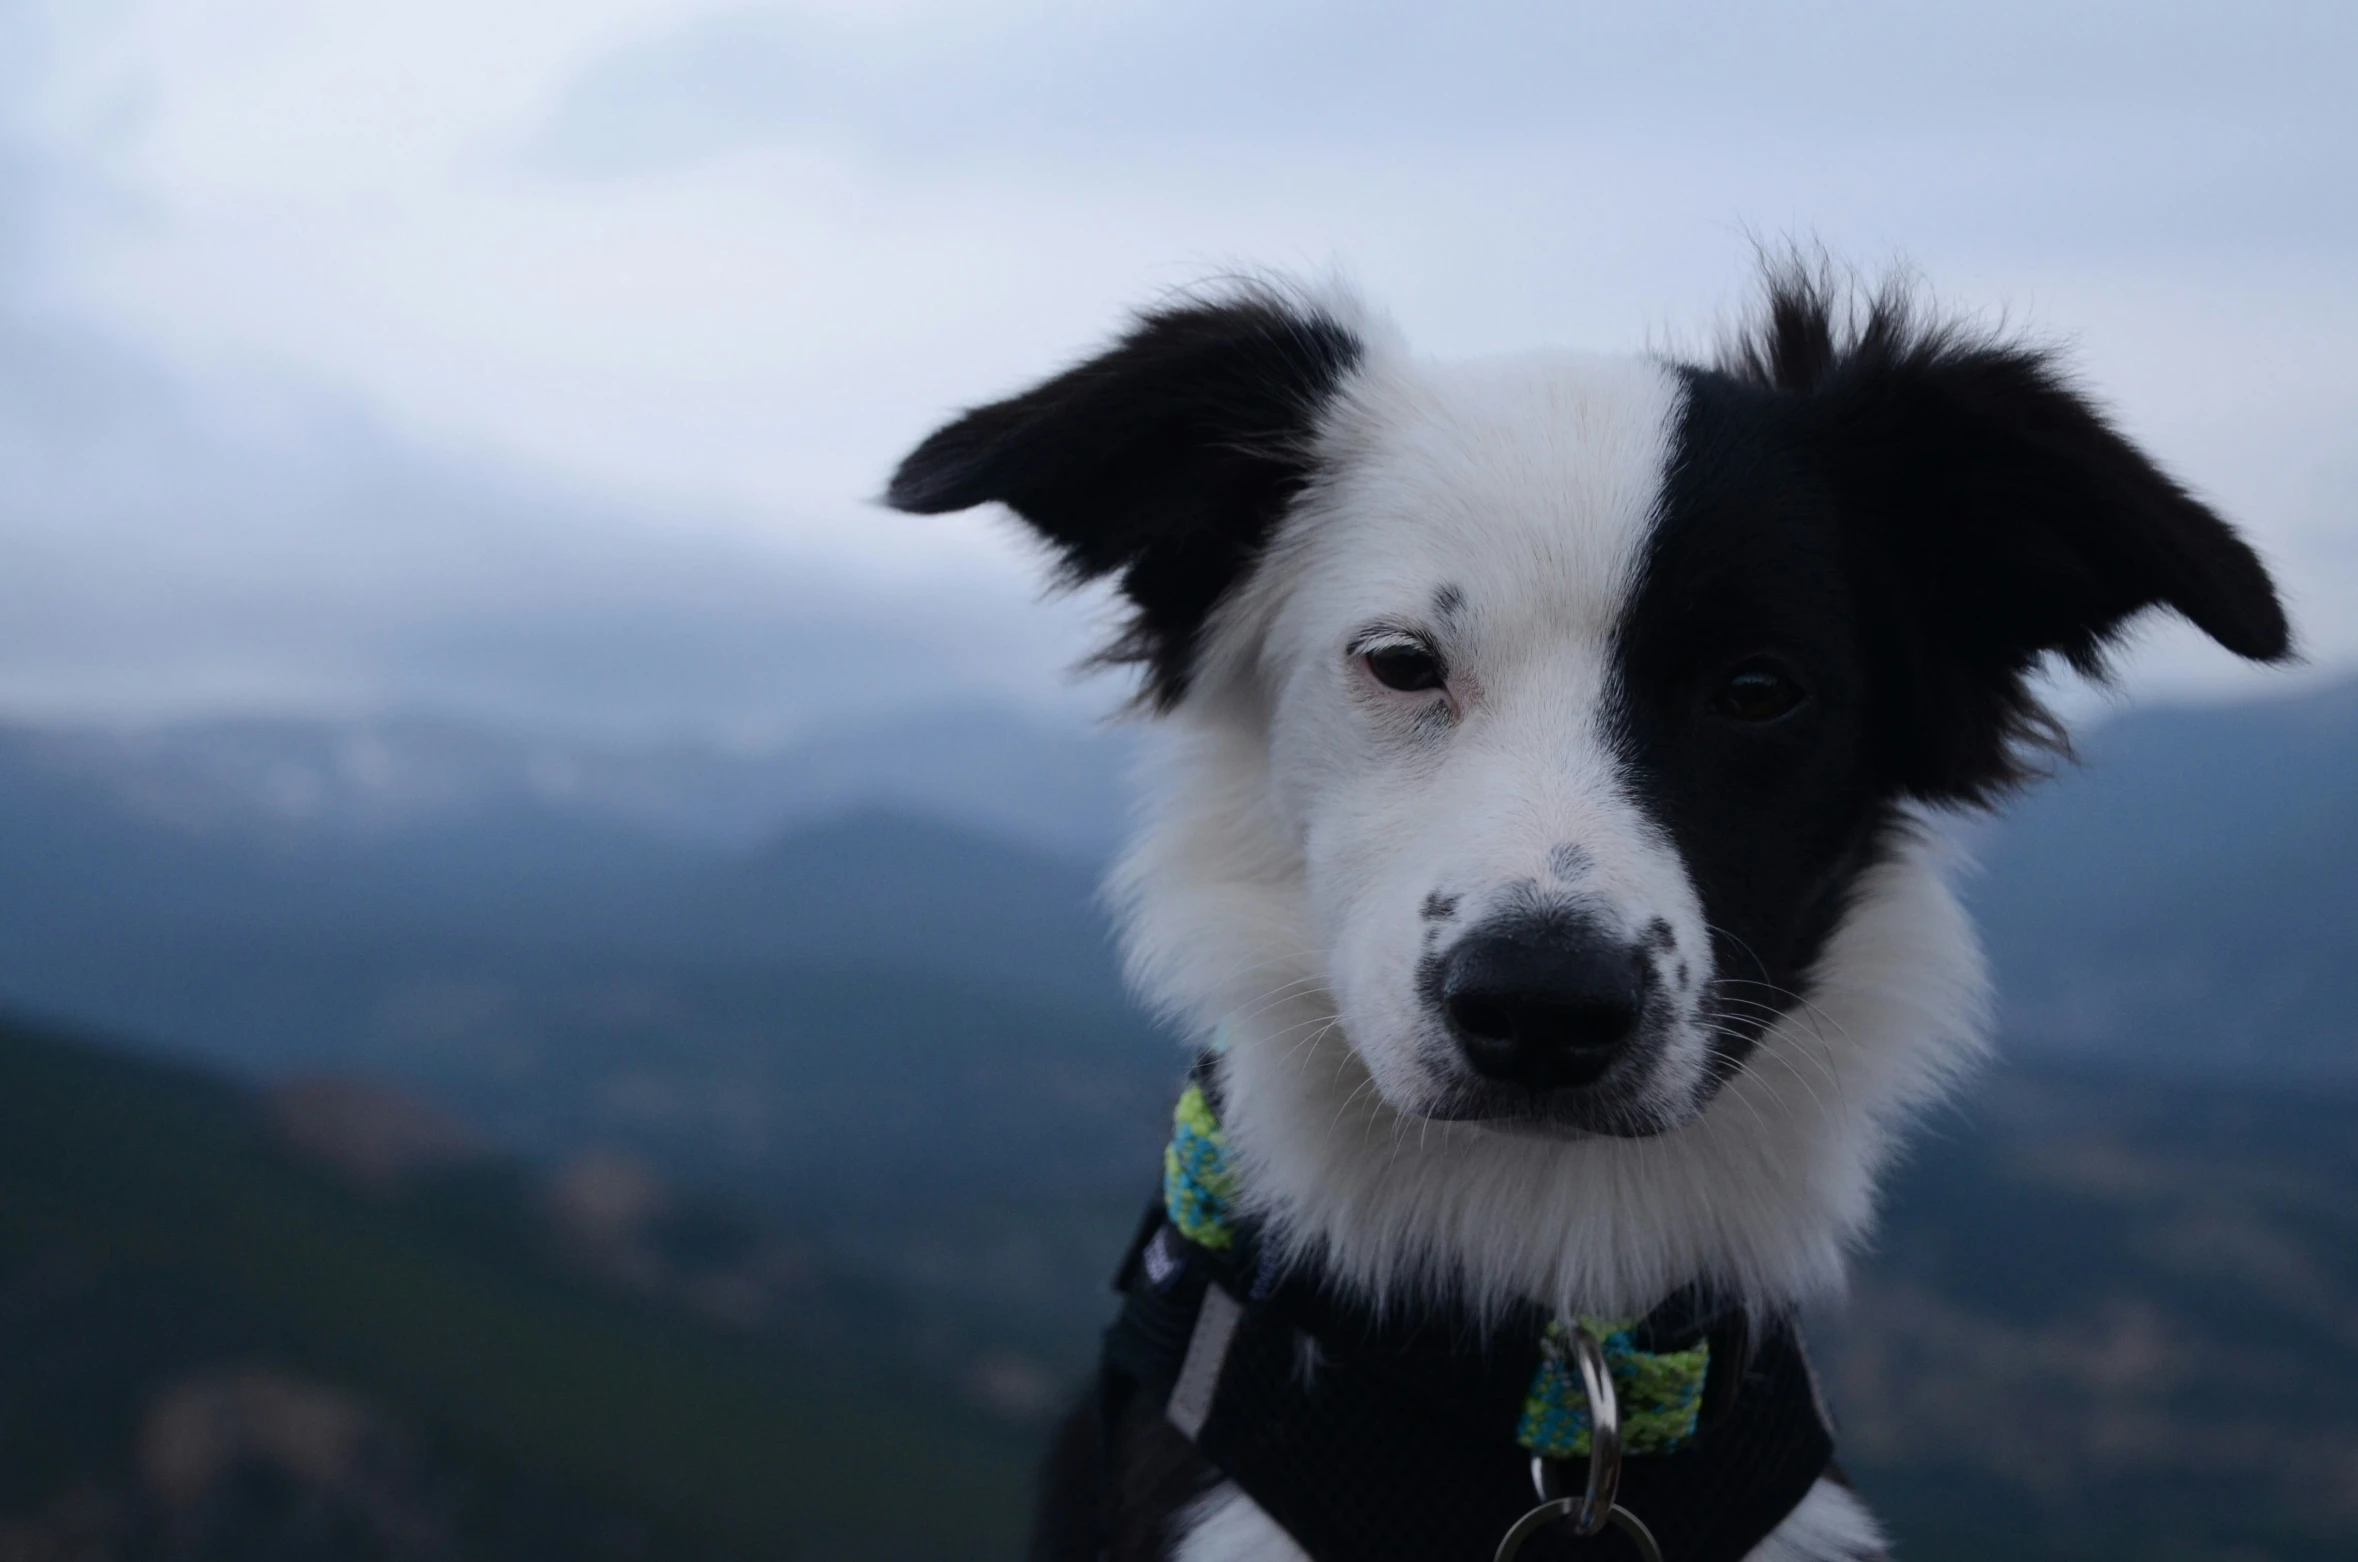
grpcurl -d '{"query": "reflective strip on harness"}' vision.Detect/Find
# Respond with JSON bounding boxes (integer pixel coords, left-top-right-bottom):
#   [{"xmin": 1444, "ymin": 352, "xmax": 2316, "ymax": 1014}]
[{"xmin": 1168, "ymin": 1281, "xmax": 1243, "ymax": 1439}]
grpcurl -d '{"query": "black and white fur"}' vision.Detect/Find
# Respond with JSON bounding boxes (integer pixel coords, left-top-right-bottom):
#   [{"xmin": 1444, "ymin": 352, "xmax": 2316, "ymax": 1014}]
[{"xmin": 889, "ymin": 269, "xmax": 2290, "ymax": 1561}]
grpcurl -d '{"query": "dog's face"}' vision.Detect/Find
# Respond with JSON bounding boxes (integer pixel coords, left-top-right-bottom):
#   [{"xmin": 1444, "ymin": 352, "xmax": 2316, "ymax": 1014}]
[
  {"xmin": 890, "ymin": 280, "xmax": 2289, "ymax": 1141},
  {"xmin": 1254, "ymin": 353, "xmax": 1888, "ymax": 1135}
]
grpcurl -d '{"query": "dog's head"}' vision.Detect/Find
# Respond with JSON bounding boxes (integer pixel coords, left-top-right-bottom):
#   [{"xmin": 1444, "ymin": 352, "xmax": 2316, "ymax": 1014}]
[{"xmin": 890, "ymin": 276, "xmax": 2289, "ymax": 1144}]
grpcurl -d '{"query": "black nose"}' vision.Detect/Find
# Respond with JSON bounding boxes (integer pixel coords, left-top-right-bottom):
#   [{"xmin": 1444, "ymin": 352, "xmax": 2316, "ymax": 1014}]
[{"xmin": 1438, "ymin": 914, "xmax": 1651, "ymax": 1091}]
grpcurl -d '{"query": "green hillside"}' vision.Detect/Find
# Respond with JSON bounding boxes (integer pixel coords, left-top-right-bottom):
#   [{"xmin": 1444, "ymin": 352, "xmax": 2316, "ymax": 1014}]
[
  {"xmin": 5, "ymin": 1006, "xmax": 2356, "ymax": 1561},
  {"xmin": 0, "ymin": 1015, "xmax": 1038, "ymax": 1560}
]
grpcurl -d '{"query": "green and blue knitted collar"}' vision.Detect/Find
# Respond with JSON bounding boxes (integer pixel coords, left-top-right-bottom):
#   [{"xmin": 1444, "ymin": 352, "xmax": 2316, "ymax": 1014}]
[{"xmin": 1161, "ymin": 1078, "xmax": 1710, "ymax": 1459}]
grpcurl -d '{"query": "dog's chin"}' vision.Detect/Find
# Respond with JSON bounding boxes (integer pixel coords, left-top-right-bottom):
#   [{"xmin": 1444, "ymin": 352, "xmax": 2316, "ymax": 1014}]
[{"xmin": 1396, "ymin": 1072, "xmax": 1702, "ymax": 1141}]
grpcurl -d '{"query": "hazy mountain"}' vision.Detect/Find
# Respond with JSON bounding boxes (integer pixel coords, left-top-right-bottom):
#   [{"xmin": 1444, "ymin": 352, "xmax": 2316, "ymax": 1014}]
[
  {"xmin": 1970, "ymin": 677, "xmax": 2358, "ymax": 1077},
  {"xmin": 0, "ymin": 705, "xmax": 1135, "ymax": 860},
  {"xmin": 0, "ymin": 793, "xmax": 1172, "ymax": 1200},
  {"xmin": 0, "ymin": 719, "xmax": 1184, "ymax": 1382}
]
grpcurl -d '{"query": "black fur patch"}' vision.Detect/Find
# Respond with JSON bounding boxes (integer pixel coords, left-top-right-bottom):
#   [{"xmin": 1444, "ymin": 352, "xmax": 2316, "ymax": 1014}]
[
  {"xmin": 887, "ymin": 288, "xmax": 1363, "ymax": 709},
  {"xmin": 1609, "ymin": 264, "xmax": 2290, "ymax": 1071},
  {"xmin": 1709, "ymin": 264, "xmax": 2291, "ymax": 803}
]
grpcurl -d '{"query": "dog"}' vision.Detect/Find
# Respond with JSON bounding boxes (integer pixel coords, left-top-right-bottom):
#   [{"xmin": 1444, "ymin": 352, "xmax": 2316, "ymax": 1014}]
[{"xmin": 888, "ymin": 266, "xmax": 2290, "ymax": 1562}]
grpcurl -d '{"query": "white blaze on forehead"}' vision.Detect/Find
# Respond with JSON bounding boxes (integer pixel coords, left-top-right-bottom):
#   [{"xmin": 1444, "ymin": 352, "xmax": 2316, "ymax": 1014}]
[
  {"xmin": 1291, "ymin": 347, "xmax": 1685, "ymax": 647},
  {"xmin": 1258, "ymin": 347, "xmax": 1693, "ymax": 927}
]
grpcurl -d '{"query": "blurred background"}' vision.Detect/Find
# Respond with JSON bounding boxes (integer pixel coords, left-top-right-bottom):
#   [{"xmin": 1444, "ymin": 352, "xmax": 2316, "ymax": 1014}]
[{"xmin": 0, "ymin": 2, "xmax": 2351, "ymax": 1559}]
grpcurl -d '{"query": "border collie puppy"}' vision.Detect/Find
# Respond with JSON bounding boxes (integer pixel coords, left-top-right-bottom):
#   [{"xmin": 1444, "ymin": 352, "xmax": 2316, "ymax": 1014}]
[{"xmin": 888, "ymin": 268, "xmax": 2289, "ymax": 1562}]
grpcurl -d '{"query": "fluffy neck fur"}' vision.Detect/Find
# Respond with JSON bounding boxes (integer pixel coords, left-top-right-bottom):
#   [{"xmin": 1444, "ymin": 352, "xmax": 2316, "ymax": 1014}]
[{"xmin": 1110, "ymin": 687, "xmax": 1992, "ymax": 1323}]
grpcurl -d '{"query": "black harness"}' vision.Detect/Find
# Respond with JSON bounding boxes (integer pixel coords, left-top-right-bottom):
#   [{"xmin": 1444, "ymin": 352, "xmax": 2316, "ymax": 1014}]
[{"xmin": 1098, "ymin": 1165, "xmax": 1835, "ymax": 1560}]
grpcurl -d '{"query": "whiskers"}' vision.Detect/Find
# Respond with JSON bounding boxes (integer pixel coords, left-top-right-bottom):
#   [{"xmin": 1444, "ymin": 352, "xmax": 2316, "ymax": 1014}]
[{"xmin": 1702, "ymin": 972, "xmax": 1851, "ymax": 1124}]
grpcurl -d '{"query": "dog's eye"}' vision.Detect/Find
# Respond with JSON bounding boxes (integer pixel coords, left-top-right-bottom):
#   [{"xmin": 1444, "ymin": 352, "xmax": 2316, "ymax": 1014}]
[
  {"xmin": 1711, "ymin": 662, "xmax": 1805, "ymax": 723},
  {"xmin": 1363, "ymin": 641, "xmax": 1447, "ymax": 693}
]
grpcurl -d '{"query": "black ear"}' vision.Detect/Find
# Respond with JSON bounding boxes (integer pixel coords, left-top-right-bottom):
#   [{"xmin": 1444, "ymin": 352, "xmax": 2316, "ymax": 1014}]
[
  {"xmin": 886, "ymin": 289, "xmax": 1363, "ymax": 709},
  {"xmin": 1734, "ymin": 276, "xmax": 2292, "ymax": 804}
]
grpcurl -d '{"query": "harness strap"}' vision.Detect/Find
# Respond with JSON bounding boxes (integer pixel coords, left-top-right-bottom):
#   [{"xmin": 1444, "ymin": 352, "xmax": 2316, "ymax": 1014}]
[{"xmin": 1099, "ymin": 1072, "xmax": 1835, "ymax": 1562}]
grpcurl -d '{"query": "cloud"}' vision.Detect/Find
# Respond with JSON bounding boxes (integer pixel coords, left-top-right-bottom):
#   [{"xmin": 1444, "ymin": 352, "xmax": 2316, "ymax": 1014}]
[
  {"xmin": 0, "ymin": 166, "xmax": 1108, "ymax": 737},
  {"xmin": 526, "ymin": 2, "xmax": 2355, "ymax": 185},
  {"xmin": 0, "ymin": 0, "xmax": 2349, "ymax": 735},
  {"xmin": 0, "ymin": 17, "xmax": 1116, "ymax": 739},
  {"xmin": 0, "ymin": 382, "xmax": 1110, "ymax": 740}
]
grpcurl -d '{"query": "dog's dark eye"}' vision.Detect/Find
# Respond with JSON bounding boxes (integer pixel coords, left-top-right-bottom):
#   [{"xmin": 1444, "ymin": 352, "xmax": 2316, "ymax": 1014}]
[
  {"xmin": 1711, "ymin": 662, "xmax": 1805, "ymax": 723},
  {"xmin": 1363, "ymin": 641, "xmax": 1447, "ymax": 693}
]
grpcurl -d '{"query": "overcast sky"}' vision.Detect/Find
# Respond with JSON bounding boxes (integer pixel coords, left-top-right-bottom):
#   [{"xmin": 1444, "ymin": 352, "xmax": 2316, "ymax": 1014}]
[{"xmin": 0, "ymin": 0, "xmax": 2351, "ymax": 740}]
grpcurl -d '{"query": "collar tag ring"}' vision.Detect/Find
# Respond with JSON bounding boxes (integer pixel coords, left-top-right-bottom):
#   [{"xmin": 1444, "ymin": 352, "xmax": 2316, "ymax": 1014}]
[{"xmin": 1494, "ymin": 1324, "xmax": 1665, "ymax": 1562}]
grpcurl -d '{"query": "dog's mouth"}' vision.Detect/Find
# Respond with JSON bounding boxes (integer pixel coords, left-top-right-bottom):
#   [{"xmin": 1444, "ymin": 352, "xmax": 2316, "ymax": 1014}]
[{"xmin": 1410, "ymin": 1059, "xmax": 1703, "ymax": 1140}]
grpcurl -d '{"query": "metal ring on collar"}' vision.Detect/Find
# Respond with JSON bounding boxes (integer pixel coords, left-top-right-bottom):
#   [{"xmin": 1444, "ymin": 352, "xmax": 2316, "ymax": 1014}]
[
  {"xmin": 1493, "ymin": 1498, "xmax": 1664, "ymax": 1562},
  {"xmin": 1528, "ymin": 1324, "xmax": 1623, "ymax": 1529},
  {"xmin": 1565, "ymin": 1324, "xmax": 1622, "ymax": 1533},
  {"xmin": 1496, "ymin": 1324, "xmax": 1664, "ymax": 1562}
]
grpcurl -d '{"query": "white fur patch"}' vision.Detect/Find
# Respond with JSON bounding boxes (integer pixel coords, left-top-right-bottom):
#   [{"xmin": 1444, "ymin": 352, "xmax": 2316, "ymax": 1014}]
[
  {"xmin": 1744, "ymin": 1478, "xmax": 1891, "ymax": 1562},
  {"xmin": 1172, "ymin": 1486, "xmax": 1303, "ymax": 1562}
]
